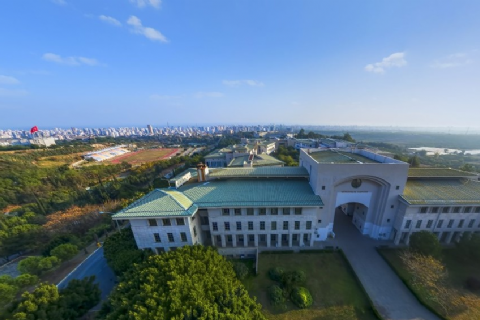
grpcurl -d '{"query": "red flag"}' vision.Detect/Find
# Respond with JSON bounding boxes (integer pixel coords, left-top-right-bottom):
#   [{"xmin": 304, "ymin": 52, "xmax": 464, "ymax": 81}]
[{"xmin": 30, "ymin": 126, "xmax": 38, "ymax": 134}]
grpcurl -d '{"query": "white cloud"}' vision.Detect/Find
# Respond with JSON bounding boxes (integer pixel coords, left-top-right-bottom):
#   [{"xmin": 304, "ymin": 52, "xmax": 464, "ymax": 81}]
[
  {"xmin": 222, "ymin": 79, "xmax": 264, "ymax": 87},
  {"xmin": 194, "ymin": 92, "xmax": 224, "ymax": 99},
  {"xmin": 127, "ymin": 16, "xmax": 168, "ymax": 43},
  {"xmin": 42, "ymin": 53, "xmax": 101, "ymax": 66},
  {"xmin": 150, "ymin": 94, "xmax": 181, "ymax": 100},
  {"xmin": 130, "ymin": 0, "xmax": 161, "ymax": 9},
  {"xmin": 0, "ymin": 75, "xmax": 20, "ymax": 85},
  {"xmin": 0, "ymin": 88, "xmax": 28, "ymax": 97},
  {"xmin": 99, "ymin": 15, "xmax": 121, "ymax": 27},
  {"xmin": 51, "ymin": 0, "xmax": 66, "ymax": 5},
  {"xmin": 365, "ymin": 52, "xmax": 407, "ymax": 74},
  {"xmin": 431, "ymin": 53, "xmax": 473, "ymax": 69}
]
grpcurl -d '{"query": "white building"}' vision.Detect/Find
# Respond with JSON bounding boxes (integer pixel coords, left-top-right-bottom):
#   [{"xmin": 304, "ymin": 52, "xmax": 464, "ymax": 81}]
[{"xmin": 113, "ymin": 148, "xmax": 480, "ymax": 255}]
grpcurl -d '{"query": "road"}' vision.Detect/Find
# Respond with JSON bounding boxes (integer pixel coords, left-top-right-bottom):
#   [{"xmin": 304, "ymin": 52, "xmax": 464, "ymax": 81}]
[{"xmin": 57, "ymin": 247, "xmax": 117, "ymax": 306}]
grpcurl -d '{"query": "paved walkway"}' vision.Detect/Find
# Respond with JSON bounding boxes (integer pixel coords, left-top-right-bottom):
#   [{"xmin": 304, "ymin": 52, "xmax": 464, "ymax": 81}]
[{"xmin": 331, "ymin": 210, "xmax": 438, "ymax": 320}]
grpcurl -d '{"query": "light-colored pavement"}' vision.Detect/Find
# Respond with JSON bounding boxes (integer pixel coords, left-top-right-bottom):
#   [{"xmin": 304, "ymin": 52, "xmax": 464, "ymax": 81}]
[
  {"xmin": 57, "ymin": 247, "xmax": 116, "ymax": 309},
  {"xmin": 332, "ymin": 209, "xmax": 439, "ymax": 320}
]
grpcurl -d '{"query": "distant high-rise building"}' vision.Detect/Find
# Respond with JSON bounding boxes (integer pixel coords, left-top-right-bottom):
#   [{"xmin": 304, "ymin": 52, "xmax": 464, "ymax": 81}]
[{"xmin": 147, "ymin": 124, "xmax": 154, "ymax": 135}]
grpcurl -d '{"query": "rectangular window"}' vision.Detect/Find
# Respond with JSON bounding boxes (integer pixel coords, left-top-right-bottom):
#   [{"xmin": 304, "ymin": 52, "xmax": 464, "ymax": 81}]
[
  {"xmin": 180, "ymin": 232, "xmax": 187, "ymax": 242},
  {"xmin": 271, "ymin": 234, "xmax": 277, "ymax": 242},
  {"xmin": 396, "ymin": 186, "xmax": 400, "ymax": 190},
  {"xmin": 294, "ymin": 208, "xmax": 302, "ymax": 215},
  {"xmin": 216, "ymin": 235, "xmax": 221, "ymax": 244},
  {"xmin": 271, "ymin": 221, "xmax": 277, "ymax": 230},
  {"xmin": 271, "ymin": 208, "xmax": 278, "ymax": 215},
  {"xmin": 234, "ymin": 208, "xmax": 241, "ymax": 215},
  {"xmin": 176, "ymin": 218, "xmax": 185, "ymax": 226},
  {"xmin": 468, "ymin": 219, "xmax": 475, "ymax": 228},
  {"xmin": 405, "ymin": 220, "xmax": 411, "ymax": 228},
  {"xmin": 283, "ymin": 208, "xmax": 290, "ymax": 215},
  {"xmin": 447, "ymin": 219, "xmax": 454, "ymax": 228},
  {"xmin": 223, "ymin": 208, "xmax": 230, "ymax": 216},
  {"xmin": 259, "ymin": 234, "xmax": 266, "ymax": 242},
  {"xmin": 442, "ymin": 207, "xmax": 450, "ymax": 213},
  {"xmin": 163, "ymin": 219, "xmax": 171, "ymax": 226},
  {"xmin": 426, "ymin": 220, "xmax": 433, "ymax": 228},
  {"xmin": 420, "ymin": 207, "xmax": 428, "ymax": 213},
  {"xmin": 322, "ymin": 186, "xmax": 326, "ymax": 190},
  {"xmin": 247, "ymin": 208, "xmax": 254, "ymax": 215},
  {"xmin": 236, "ymin": 221, "xmax": 242, "ymax": 231},
  {"xmin": 212, "ymin": 222, "xmax": 218, "ymax": 231},
  {"xmin": 249, "ymin": 235, "xmax": 254, "ymax": 242},
  {"xmin": 453, "ymin": 207, "xmax": 460, "ymax": 213},
  {"xmin": 283, "ymin": 221, "xmax": 289, "ymax": 230},
  {"xmin": 295, "ymin": 221, "xmax": 300, "ymax": 230},
  {"xmin": 431, "ymin": 207, "xmax": 439, "ymax": 213},
  {"xmin": 475, "ymin": 207, "xmax": 480, "ymax": 213},
  {"xmin": 167, "ymin": 233, "xmax": 174, "ymax": 242},
  {"xmin": 224, "ymin": 222, "xmax": 230, "ymax": 231},
  {"xmin": 306, "ymin": 221, "xmax": 312, "ymax": 230},
  {"xmin": 458, "ymin": 219, "xmax": 465, "ymax": 228},
  {"xmin": 464, "ymin": 207, "xmax": 472, "ymax": 213},
  {"xmin": 416, "ymin": 220, "xmax": 422, "ymax": 228},
  {"xmin": 154, "ymin": 233, "xmax": 161, "ymax": 242},
  {"xmin": 259, "ymin": 208, "xmax": 266, "ymax": 215},
  {"xmin": 437, "ymin": 219, "xmax": 443, "ymax": 228},
  {"xmin": 227, "ymin": 235, "xmax": 232, "ymax": 243},
  {"xmin": 193, "ymin": 226, "xmax": 197, "ymax": 237},
  {"xmin": 201, "ymin": 216, "xmax": 209, "ymax": 225},
  {"xmin": 148, "ymin": 219, "xmax": 157, "ymax": 227},
  {"xmin": 303, "ymin": 233, "xmax": 309, "ymax": 242},
  {"xmin": 248, "ymin": 221, "xmax": 253, "ymax": 230},
  {"xmin": 260, "ymin": 221, "xmax": 265, "ymax": 230}
]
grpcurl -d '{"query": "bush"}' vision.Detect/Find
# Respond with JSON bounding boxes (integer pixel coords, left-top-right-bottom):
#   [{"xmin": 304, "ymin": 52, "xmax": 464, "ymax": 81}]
[
  {"xmin": 268, "ymin": 267, "xmax": 285, "ymax": 281},
  {"xmin": 465, "ymin": 276, "xmax": 480, "ymax": 292},
  {"xmin": 268, "ymin": 285, "xmax": 285, "ymax": 306},
  {"xmin": 14, "ymin": 274, "xmax": 39, "ymax": 287},
  {"xmin": 38, "ymin": 256, "xmax": 60, "ymax": 271},
  {"xmin": 0, "ymin": 282, "xmax": 17, "ymax": 301},
  {"xmin": 51, "ymin": 243, "xmax": 78, "ymax": 261},
  {"xmin": 18, "ymin": 257, "xmax": 43, "ymax": 275},
  {"xmin": 281, "ymin": 270, "xmax": 306, "ymax": 292},
  {"xmin": 232, "ymin": 262, "xmax": 249, "ymax": 280},
  {"xmin": 291, "ymin": 287, "xmax": 313, "ymax": 309},
  {"xmin": 409, "ymin": 231, "xmax": 442, "ymax": 258},
  {"xmin": 42, "ymin": 234, "xmax": 80, "ymax": 257}
]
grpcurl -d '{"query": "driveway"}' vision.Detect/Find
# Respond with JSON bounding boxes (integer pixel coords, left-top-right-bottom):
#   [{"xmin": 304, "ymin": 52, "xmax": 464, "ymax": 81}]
[
  {"xmin": 332, "ymin": 209, "xmax": 438, "ymax": 320},
  {"xmin": 57, "ymin": 247, "xmax": 116, "ymax": 309}
]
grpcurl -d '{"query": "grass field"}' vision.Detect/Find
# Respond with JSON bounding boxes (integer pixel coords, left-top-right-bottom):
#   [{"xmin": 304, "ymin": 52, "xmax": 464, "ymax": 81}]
[
  {"xmin": 378, "ymin": 248, "xmax": 480, "ymax": 319},
  {"xmin": 107, "ymin": 148, "xmax": 180, "ymax": 165},
  {"xmin": 35, "ymin": 153, "xmax": 84, "ymax": 168},
  {"xmin": 242, "ymin": 252, "xmax": 377, "ymax": 320}
]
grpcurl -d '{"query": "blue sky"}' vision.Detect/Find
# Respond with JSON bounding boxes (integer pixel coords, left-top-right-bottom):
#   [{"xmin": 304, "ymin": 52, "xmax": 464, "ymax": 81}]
[{"xmin": 0, "ymin": 0, "xmax": 479, "ymax": 129}]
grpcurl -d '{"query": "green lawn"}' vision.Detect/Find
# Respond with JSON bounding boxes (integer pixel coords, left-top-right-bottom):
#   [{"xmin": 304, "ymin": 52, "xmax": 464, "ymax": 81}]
[
  {"xmin": 242, "ymin": 252, "xmax": 378, "ymax": 320},
  {"xmin": 378, "ymin": 248, "xmax": 480, "ymax": 320}
]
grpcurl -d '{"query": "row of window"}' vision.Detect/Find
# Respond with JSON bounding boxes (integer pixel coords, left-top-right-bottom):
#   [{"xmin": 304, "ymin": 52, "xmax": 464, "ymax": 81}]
[
  {"xmin": 217, "ymin": 233, "xmax": 310, "ymax": 244},
  {"xmin": 418, "ymin": 206, "xmax": 480, "ymax": 214},
  {"xmin": 405, "ymin": 218, "xmax": 479, "ymax": 229},
  {"xmin": 222, "ymin": 207, "xmax": 303, "ymax": 216},
  {"xmin": 153, "ymin": 227, "xmax": 197, "ymax": 243},
  {"xmin": 148, "ymin": 218, "xmax": 186, "ymax": 227},
  {"xmin": 212, "ymin": 220, "xmax": 312, "ymax": 231}
]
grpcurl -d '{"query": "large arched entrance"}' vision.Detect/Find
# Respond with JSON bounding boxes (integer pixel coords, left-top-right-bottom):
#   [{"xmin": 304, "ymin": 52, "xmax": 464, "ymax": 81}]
[{"xmin": 333, "ymin": 202, "xmax": 369, "ymax": 236}]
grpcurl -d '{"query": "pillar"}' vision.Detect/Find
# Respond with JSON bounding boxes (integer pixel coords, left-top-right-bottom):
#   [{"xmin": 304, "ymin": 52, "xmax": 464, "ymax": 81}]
[
  {"xmin": 254, "ymin": 234, "xmax": 258, "ymax": 247},
  {"xmin": 446, "ymin": 232, "xmax": 454, "ymax": 244},
  {"xmin": 309, "ymin": 233, "xmax": 314, "ymax": 247},
  {"xmin": 232, "ymin": 235, "xmax": 237, "ymax": 247},
  {"xmin": 221, "ymin": 235, "xmax": 226, "ymax": 247},
  {"xmin": 288, "ymin": 234, "xmax": 292, "ymax": 247},
  {"xmin": 267, "ymin": 233, "xmax": 271, "ymax": 247},
  {"xmin": 243, "ymin": 234, "xmax": 248, "ymax": 247}
]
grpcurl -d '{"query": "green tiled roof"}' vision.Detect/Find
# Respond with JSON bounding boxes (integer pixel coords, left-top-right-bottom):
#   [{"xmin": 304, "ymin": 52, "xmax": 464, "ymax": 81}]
[
  {"xmin": 401, "ymin": 179, "xmax": 480, "ymax": 205},
  {"xmin": 227, "ymin": 154, "xmax": 284, "ymax": 167},
  {"xmin": 113, "ymin": 189, "xmax": 198, "ymax": 219},
  {"xmin": 180, "ymin": 180, "xmax": 324, "ymax": 207},
  {"xmin": 169, "ymin": 168, "xmax": 197, "ymax": 182},
  {"xmin": 209, "ymin": 167, "xmax": 308, "ymax": 178},
  {"xmin": 309, "ymin": 150, "xmax": 379, "ymax": 163},
  {"xmin": 204, "ymin": 152, "xmax": 227, "ymax": 159},
  {"xmin": 408, "ymin": 168, "xmax": 477, "ymax": 178}
]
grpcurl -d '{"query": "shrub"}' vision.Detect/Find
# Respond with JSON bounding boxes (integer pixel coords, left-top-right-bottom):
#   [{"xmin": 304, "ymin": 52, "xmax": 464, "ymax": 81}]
[
  {"xmin": 18, "ymin": 257, "xmax": 43, "ymax": 275},
  {"xmin": 465, "ymin": 276, "xmax": 480, "ymax": 292},
  {"xmin": 268, "ymin": 267, "xmax": 285, "ymax": 281},
  {"xmin": 38, "ymin": 256, "xmax": 60, "ymax": 271},
  {"xmin": 409, "ymin": 231, "xmax": 442, "ymax": 258},
  {"xmin": 0, "ymin": 282, "xmax": 17, "ymax": 301},
  {"xmin": 51, "ymin": 243, "xmax": 78, "ymax": 261},
  {"xmin": 291, "ymin": 287, "xmax": 313, "ymax": 309},
  {"xmin": 14, "ymin": 274, "xmax": 39, "ymax": 288},
  {"xmin": 232, "ymin": 262, "xmax": 249, "ymax": 280},
  {"xmin": 268, "ymin": 285, "xmax": 285, "ymax": 306}
]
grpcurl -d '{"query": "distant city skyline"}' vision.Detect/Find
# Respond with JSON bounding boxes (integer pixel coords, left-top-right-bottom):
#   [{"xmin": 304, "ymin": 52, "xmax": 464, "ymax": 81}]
[{"xmin": 1, "ymin": 1, "xmax": 479, "ymax": 128}]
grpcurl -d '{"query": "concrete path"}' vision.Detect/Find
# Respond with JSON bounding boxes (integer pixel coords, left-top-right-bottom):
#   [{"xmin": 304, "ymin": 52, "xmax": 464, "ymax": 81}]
[
  {"xmin": 57, "ymin": 247, "xmax": 116, "ymax": 310},
  {"xmin": 332, "ymin": 210, "xmax": 438, "ymax": 320}
]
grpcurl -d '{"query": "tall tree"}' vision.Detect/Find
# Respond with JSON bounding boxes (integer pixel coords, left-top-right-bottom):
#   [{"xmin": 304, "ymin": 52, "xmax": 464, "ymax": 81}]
[{"xmin": 100, "ymin": 245, "xmax": 265, "ymax": 320}]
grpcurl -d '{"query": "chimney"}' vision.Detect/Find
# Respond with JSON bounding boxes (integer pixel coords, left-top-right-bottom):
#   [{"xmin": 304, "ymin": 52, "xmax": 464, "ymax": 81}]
[{"xmin": 197, "ymin": 163, "xmax": 209, "ymax": 182}]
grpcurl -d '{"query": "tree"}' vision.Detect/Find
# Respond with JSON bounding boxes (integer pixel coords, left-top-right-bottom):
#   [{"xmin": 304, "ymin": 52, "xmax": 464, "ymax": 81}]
[
  {"xmin": 409, "ymin": 155, "xmax": 421, "ymax": 167},
  {"xmin": 268, "ymin": 285, "xmax": 285, "ymax": 307},
  {"xmin": 457, "ymin": 233, "xmax": 480, "ymax": 264},
  {"xmin": 460, "ymin": 163, "xmax": 477, "ymax": 173},
  {"xmin": 290, "ymin": 287, "xmax": 313, "ymax": 309},
  {"xmin": 232, "ymin": 262, "xmax": 249, "ymax": 280},
  {"xmin": 103, "ymin": 228, "xmax": 147, "ymax": 275},
  {"xmin": 50, "ymin": 243, "xmax": 78, "ymax": 262},
  {"xmin": 18, "ymin": 256, "xmax": 43, "ymax": 276},
  {"xmin": 0, "ymin": 282, "xmax": 17, "ymax": 302},
  {"xmin": 409, "ymin": 231, "xmax": 442, "ymax": 258},
  {"xmin": 100, "ymin": 245, "xmax": 265, "ymax": 320}
]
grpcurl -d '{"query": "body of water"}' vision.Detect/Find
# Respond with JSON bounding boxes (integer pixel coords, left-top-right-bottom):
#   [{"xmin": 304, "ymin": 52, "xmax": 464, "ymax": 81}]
[{"xmin": 409, "ymin": 147, "xmax": 480, "ymax": 156}]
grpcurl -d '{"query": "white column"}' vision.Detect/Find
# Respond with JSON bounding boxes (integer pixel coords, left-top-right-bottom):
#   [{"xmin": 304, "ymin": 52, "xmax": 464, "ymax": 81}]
[
  {"xmin": 243, "ymin": 234, "xmax": 247, "ymax": 247},
  {"xmin": 446, "ymin": 232, "xmax": 454, "ymax": 244},
  {"xmin": 232, "ymin": 235, "xmax": 237, "ymax": 247},
  {"xmin": 221, "ymin": 235, "xmax": 226, "ymax": 247},
  {"xmin": 288, "ymin": 234, "xmax": 293, "ymax": 247},
  {"xmin": 309, "ymin": 233, "xmax": 314, "ymax": 247},
  {"xmin": 267, "ymin": 233, "xmax": 271, "ymax": 247},
  {"xmin": 254, "ymin": 234, "xmax": 258, "ymax": 247}
]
